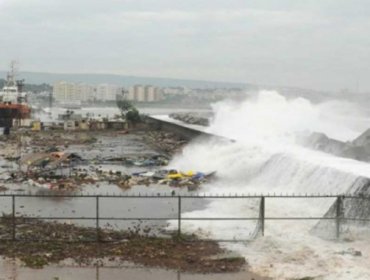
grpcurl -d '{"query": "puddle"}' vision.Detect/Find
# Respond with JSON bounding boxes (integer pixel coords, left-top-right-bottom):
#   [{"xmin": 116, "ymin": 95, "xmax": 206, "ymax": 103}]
[
  {"xmin": 0, "ymin": 258, "xmax": 268, "ymax": 280},
  {"xmin": 0, "ymin": 132, "xmax": 209, "ymax": 237}
]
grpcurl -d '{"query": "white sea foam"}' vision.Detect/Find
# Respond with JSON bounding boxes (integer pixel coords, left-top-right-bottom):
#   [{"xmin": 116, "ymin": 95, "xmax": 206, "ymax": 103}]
[{"xmin": 169, "ymin": 90, "xmax": 370, "ymax": 279}]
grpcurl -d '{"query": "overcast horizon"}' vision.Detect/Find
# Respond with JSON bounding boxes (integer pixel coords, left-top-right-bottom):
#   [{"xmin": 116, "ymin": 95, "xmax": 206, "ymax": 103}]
[{"xmin": 1, "ymin": 0, "xmax": 370, "ymax": 92}]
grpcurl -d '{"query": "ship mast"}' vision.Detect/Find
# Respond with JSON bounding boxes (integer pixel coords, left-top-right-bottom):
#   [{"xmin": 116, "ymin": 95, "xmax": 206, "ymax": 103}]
[
  {"xmin": 0, "ymin": 61, "xmax": 31, "ymax": 136},
  {"xmin": 6, "ymin": 60, "xmax": 18, "ymax": 88}
]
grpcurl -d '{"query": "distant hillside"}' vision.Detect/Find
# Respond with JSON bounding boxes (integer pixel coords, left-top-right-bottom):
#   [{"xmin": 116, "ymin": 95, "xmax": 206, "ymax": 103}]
[
  {"xmin": 0, "ymin": 70, "xmax": 344, "ymax": 104},
  {"xmin": 0, "ymin": 71, "xmax": 249, "ymax": 89}
]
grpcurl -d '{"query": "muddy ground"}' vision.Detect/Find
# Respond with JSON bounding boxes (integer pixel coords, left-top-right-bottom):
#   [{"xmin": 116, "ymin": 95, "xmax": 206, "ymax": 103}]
[
  {"xmin": 0, "ymin": 125, "xmax": 256, "ymax": 276},
  {"xmin": 0, "ymin": 217, "xmax": 245, "ymax": 273},
  {"xmin": 0, "ymin": 126, "xmax": 196, "ymax": 193}
]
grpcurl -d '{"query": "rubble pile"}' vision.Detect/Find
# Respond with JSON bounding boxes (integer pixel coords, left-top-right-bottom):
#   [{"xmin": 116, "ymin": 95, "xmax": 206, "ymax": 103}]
[
  {"xmin": 1, "ymin": 150, "xmax": 212, "ymax": 191},
  {"xmin": 169, "ymin": 112, "xmax": 210, "ymax": 126},
  {"xmin": 0, "ymin": 131, "xmax": 97, "ymax": 161},
  {"xmin": 130, "ymin": 169, "xmax": 216, "ymax": 190},
  {"xmin": 26, "ymin": 176, "xmax": 95, "ymax": 191},
  {"xmin": 100, "ymin": 154, "xmax": 169, "ymax": 166},
  {"xmin": 0, "ymin": 126, "xmax": 214, "ymax": 192},
  {"xmin": 0, "ymin": 143, "xmax": 18, "ymax": 160},
  {"xmin": 297, "ymin": 128, "xmax": 370, "ymax": 163},
  {"xmin": 0, "ymin": 217, "xmax": 245, "ymax": 272},
  {"xmin": 143, "ymin": 131, "xmax": 187, "ymax": 155},
  {"xmin": 22, "ymin": 152, "xmax": 83, "ymax": 170},
  {"xmin": 0, "ymin": 125, "xmax": 239, "ymax": 274},
  {"xmin": 30, "ymin": 131, "xmax": 97, "ymax": 148}
]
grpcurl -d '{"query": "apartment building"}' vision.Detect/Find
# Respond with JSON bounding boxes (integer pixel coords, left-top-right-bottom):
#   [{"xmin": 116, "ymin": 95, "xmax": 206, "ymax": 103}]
[
  {"xmin": 96, "ymin": 84, "xmax": 122, "ymax": 101},
  {"xmin": 53, "ymin": 81, "xmax": 80, "ymax": 103},
  {"xmin": 125, "ymin": 85, "xmax": 162, "ymax": 102},
  {"xmin": 54, "ymin": 81, "xmax": 162, "ymax": 103}
]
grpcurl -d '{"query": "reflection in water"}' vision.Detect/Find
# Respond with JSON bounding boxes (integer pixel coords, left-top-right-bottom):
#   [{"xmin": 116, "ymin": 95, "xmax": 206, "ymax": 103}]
[{"xmin": 1, "ymin": 258, "xmax": 265, "ymax": 280}]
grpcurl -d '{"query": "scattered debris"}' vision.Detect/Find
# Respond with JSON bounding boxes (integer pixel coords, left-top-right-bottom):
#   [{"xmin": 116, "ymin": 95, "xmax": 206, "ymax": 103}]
[
  {"xmin": 101, "ymin": 154, "xmax": 169, "ymax": 166},
  {"xmin": 0, "ymin": 128, "xmax": 212, "ymax": 192},
  {"xmin": 29, "ymin": 131, "xmax": 97, "ymax": 147},
  {"xmin": 336, "ymin": 248, "xmax": 362, "ymax": 257},
  {"xmin": 0, "ymin": 118, "xmax": 236, "ymax": 274},
  {"xmin": 0, "ymin": 217, "xmax": 245, "ymax": 273},
  {"xmin": 143, "ymin": 131, "xmax": 187, "ymax": 155},
  {"xmin": 22, "ymin": 152, "xmax": 83, "ymax": 170},
  {"xmin": 131, "ymin": 169, "xmax": 216, "ymax": 189}
]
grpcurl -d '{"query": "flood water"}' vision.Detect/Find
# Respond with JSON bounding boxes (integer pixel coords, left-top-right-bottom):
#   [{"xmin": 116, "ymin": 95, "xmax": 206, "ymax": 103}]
[
  {"xmin": 0, "ymin": 130, "xmax": 207, "ymax": 237},
  {"xmin": 0, "ymin": 258, "xmax": 268, "ymax": 280}
]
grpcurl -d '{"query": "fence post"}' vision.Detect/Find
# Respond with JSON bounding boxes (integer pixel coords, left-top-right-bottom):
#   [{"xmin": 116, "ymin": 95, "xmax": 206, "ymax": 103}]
[
  {"xmin": 178, "ymin": 196, "xmax": 181, "ymax": 237},
  {"xmin": 260, "ymin": 196, "xmax": 265, "ymax": 236},
  {"xmin": 96, "ymin": 196, "xmax": 100, "ymax": 242},
  {"xmin": 336, "ymin": 196, "xmax": 343, "ymax": 239},
  {"xmin": 12, "ymin": 195, "xmax": 15, "ymax": 241}
]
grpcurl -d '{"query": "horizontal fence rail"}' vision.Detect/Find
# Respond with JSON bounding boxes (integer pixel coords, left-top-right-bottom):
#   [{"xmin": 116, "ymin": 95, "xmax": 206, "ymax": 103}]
[
  {"xmin": 0, "ymin": 194, "xmax": 369, "ymax": 242},
  {"xmin": 1, "ymin": 193, "xmax": 370, "ymax": 198}
]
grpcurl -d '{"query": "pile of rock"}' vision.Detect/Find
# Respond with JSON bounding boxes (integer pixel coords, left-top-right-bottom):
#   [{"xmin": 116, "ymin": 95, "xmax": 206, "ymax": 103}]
[
  {"xmin": 143, "ymin": 131, "xmax": 187, "ymax": 155},
  {"xmin": 169, "ymin": 112, "xmax": 210, "ymax": 126},
  {"xmin": 298, "ymin": 128, "xmax": 370, "ymax": 162}
]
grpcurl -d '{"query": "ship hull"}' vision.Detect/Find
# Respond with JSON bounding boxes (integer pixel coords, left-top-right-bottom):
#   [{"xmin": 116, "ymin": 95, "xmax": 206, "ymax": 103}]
[{"xmin": 0, "ymin": 104, "xmax": 31, "ymax": 127}]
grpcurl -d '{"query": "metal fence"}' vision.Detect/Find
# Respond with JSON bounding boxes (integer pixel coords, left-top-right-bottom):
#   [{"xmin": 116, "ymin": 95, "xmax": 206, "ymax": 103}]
[{"xmin": 0, "ymin": 193, "xmax": 370, "ymax": 242}]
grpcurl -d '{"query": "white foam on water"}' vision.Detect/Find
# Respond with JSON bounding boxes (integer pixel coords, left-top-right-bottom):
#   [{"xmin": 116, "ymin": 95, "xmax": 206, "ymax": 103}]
[{"xmin": 169, "ymin": 91, "xmax": 370, "ymax": 279}]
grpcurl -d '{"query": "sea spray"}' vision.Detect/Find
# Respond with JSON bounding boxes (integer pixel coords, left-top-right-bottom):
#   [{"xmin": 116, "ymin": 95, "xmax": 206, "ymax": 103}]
[
  {"xmin": 169, "ymin": 90, "xmax": 370, "ymax": 279},
  {"xmin": 207, "ymin": 90, "xmax": 365, "ymax": 142}
]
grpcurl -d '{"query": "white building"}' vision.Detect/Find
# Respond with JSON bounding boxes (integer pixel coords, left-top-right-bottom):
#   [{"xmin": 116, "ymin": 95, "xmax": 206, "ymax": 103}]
[
  {"xmin": 54, "ymin": 81, "xmax": 97, "ymax": 103},
  {"xmin": 163, "ymin": 87, "xmax": 185, "ymax": 95},
  {"xmin": 54, "ymin": 81, "xmax": 161, "ymax": 103},
  {"xmin": 127, "ymin": 86, "xmax": 135, "ymax": 101},
  {"xmin": 126, "ymin": 85, "xmax": 162, "ymax": 102},
  {"xmin": 53, "ymin": 81, "xmax": 79, "ymax": 103},
  {"xmin": 77, "ymin": 83, "xmax": 95, "ymax": 102},
  {"xmin": 96, "ymin": 84, "xmax": 122, "ymax": 101},
  {"xmin": 135, "ymin": 85, "xmax": 145, "ymax": 102},
  {"xmin": 145, "ymin": 85, "xmax": 162, "ymax": 102}
]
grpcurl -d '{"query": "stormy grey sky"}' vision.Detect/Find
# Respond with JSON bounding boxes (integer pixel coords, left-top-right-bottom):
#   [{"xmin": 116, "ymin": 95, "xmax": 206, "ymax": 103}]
[{"xmin": 0, "ymin": 0, "xmax": 369, "ymax": 92}]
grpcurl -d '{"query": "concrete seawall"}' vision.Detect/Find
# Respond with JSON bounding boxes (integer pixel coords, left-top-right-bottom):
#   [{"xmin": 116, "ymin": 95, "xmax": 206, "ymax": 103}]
[{"xmin": 144, "ymin": 116, "xmax": 232, "ymax": 142}]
